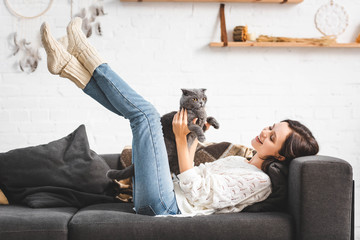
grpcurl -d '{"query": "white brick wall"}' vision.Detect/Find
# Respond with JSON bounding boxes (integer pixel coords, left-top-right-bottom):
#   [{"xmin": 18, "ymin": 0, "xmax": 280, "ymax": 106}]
[{"xmin": 0, "ymin": 0, "xmax": 359, "ymax": 237}]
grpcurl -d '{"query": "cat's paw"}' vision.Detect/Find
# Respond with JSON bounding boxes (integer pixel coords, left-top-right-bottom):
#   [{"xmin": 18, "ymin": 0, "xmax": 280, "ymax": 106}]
[
  {"xmin": 207, "ymin": 117, "xmax": 220, "ymax": 129},
  {"xmin": 197, "ymin": 135, "xmax": 206, "ymax": 142}
]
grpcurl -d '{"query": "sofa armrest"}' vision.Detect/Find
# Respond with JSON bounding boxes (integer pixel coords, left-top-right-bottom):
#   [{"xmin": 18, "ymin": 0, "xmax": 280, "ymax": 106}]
[
  {"xmin": 288, "ymin": 155, "xmax": 353, "ymax": 240},
  {"xmin": 99, "ymin": 154, "xmax": 122, "ymax": 170}
]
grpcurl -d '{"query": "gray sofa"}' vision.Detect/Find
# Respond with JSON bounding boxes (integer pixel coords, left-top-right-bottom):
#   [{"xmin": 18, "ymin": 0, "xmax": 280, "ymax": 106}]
[{"xmin": 0, "ymin": 154, "xmax": 354, "ymax": 240}]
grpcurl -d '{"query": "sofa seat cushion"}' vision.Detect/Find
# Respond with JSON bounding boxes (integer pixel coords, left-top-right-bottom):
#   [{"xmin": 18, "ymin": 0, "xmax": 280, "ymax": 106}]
[
  {"xmin": 69, "ymin": 203, "xmax": 293, "ymax": 240},
  {"xmin": 0, "ymin": 205, "xmax": 78, "ymax": 240}
]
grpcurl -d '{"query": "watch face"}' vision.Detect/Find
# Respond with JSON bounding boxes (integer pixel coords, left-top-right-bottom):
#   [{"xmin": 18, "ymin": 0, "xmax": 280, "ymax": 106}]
[{"xmin": 315, "ymin": 1, "xmax": 349, "ymax": 37}]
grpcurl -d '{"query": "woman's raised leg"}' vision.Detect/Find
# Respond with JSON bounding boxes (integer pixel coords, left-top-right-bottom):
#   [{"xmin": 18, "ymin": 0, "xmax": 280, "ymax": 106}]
[
  {"xmin": 40, "ymin": 19, "xmax": 180, "ymax": 215},
  {"xmin": 82, "ymin": 77, "xmax": 124, "ymax": 116},
  {"xmin": 66, "ymin": 17, "xmax": 180, "ymax": 215},
  {"xmin": 91, "ymin": 64, "xmax": 180, "ymax": 215}
]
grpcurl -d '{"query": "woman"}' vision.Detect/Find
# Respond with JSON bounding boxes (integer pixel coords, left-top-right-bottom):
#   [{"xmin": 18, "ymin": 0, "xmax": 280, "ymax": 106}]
[{"xmin": 40, "ymin": 18, "xmax": 319, "ymax": 216}]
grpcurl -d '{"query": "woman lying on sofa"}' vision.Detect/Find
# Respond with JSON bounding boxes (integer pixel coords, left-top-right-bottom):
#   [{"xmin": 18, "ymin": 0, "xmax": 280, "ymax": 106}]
[{"xmin": 40, "ymin": 18, "xmax": 319, "ymax": 216}]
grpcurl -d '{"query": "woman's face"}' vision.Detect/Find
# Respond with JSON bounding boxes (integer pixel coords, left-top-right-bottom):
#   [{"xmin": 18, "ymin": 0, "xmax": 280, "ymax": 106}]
[{"xmin": 251, "ymin": 122, "xmax": 292, "ymax": 161}]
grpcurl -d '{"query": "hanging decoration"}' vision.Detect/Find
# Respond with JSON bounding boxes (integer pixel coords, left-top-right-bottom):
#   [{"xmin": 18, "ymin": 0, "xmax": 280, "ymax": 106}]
[
  {"xmin": 6, "ymin": 0, "xmax": 107, "ymax": 74},
  {"xmin": 5, "ymin": 0, "xmax": 54, "ymax": 19},
  {"xmin": 58, "ymin": 0, "xmax": 106, "ymax": 51},
  {"xmin": 5, "ymin": 0, "xmax": 54, "ymax": 73},
  {"xmin": 315, "ymin": 0, "xmax": 349, "ymax": 37},
  {"xmin": 74, "ymin": 2, "xmax": 107, "ymax": 38},
  {"xmin": 9, "ymin": 32, "xmax": 42, "ymax": 73}
]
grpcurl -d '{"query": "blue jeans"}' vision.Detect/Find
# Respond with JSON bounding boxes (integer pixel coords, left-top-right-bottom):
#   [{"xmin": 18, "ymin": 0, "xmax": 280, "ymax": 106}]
[{"xmin": 83, "ymin": 64, "xmax": 180, "ymax": 216}]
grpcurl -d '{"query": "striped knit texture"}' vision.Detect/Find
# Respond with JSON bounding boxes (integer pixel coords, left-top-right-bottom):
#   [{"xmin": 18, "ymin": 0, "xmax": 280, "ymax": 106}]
[
  {"xmin": 60, "ymin": 56, "xmax": 91, "ymax": 89},
  {"xmin": 67, "ymin": 17, "xmax": 105, "ymax": 75},
  {"xmin": 77, "ymin": 48, "xmax": 104, "ymax": 76}
]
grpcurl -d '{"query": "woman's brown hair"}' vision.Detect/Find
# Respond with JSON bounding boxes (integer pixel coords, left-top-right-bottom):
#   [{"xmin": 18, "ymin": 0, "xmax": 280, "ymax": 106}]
[{"xmin": 261, "ymin": 119, "xmax": 319, "ymax": 173}]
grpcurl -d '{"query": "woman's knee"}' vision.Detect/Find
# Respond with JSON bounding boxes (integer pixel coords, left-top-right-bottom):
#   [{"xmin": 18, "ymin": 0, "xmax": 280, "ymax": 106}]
[
  {"xmin": 129, "ymin": 105, "xmax": 161, "ymax": 130},
  {"xmin": 142, "ymin": 102, "xmax": 160, "ymax": 118},
  {"xmin": 131, "ymin": 102, "xmax": 160, "ymax": 121}
]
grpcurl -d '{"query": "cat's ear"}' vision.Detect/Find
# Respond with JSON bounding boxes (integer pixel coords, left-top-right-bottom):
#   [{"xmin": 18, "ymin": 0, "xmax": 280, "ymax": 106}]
[
  {"xmin": 181, "ymin": 89, "xmax": 193, "ymax": 96},
  {"xmin": 201, "ymin": 88, "xmax": 207, "ymax": 93}
]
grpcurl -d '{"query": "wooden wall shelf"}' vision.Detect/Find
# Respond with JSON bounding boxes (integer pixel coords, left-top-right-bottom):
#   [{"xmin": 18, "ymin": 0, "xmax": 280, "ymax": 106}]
[
  {"xmin": 121, "ymin": 0, "xmax": 302, "ymax": 3},
  {"xmin": 209, "ymin": 42, "xmax": 360, "ymax": 48},
  {"xmin": 213, "ymin": 4, "xmax": 360, "ymax": 48}
]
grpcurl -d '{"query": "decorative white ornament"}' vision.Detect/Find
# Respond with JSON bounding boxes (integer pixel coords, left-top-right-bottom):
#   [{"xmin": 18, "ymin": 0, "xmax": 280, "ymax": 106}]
[
  {"xmin": 315, "ymin": 0, "xmax": 349, "ymax": 37},
  {"xmin": 5, "ymin": 0, "xmax": 54, "ymax": 19}
]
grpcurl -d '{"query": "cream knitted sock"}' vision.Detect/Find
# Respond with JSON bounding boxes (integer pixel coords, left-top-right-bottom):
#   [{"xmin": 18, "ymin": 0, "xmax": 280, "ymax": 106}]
[
  {"xmin": 40, "ymin": 22, "xmax": 72, "ymax": 75},
  {"xmin": 40, "ymin": 22, "xmax": 91, "ymax": 89},
  {"xmin": 60, "ymin": 57, "xmax": 92, "ymax": 89},
  {"xmin": 67, "ymin": 17, "xmax": 105, "ymax": 75}
]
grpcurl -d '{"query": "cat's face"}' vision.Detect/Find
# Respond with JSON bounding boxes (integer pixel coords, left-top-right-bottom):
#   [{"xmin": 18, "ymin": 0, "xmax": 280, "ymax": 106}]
[{"xmin": 180, "ymin": 88, "xmax": 207, "ymax": 109}]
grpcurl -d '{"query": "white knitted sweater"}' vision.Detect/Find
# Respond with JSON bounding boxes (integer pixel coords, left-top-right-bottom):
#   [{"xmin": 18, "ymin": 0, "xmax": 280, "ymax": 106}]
[{"xmin": 173, "ymin": 156, "xmax": 272, "ymax": 216}]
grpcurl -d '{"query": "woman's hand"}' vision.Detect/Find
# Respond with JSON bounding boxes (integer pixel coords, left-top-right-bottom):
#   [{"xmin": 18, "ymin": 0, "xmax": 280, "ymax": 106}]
[
  {"xmin": 172, "ymin": 108, "xmax": 195, "ymax": 173},
  {"xmin": 172, "ymin": 108, "xmax": 190, "ymax": 140}
]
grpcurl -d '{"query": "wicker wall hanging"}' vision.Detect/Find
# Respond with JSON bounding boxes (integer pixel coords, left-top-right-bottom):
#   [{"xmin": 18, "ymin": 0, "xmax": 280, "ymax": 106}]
[
  {"xmin": 57, "ymin": 1, "xmax": 107, "ymax": 50},
  {"xmin": 314, "ymin": 0, "xmax": 349, "ymax": 37},
  {"xmin": 5, "ymin": 0, "xmax": 54, "ymax": 19},
  {"xmin": 74, "ymin": 3, "xmax": 107, "ymax": 38},
  {"xmin": 6, "ymin": 0, "xmax": 54, "ymax": 73}
]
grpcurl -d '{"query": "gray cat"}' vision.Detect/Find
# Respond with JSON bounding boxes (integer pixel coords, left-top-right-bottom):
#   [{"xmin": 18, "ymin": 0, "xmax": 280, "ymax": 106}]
[{"xmin": 106, "ymin": 88, "xmax": 219, "ymax": 180}]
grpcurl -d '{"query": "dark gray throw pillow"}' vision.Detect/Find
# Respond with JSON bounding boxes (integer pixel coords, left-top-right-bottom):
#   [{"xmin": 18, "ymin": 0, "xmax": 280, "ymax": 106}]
[
  {"xmin": 0, "ymin": 124, "xmax": 117, "ymax": 208},
  {"xmin": 243, "ymin": 161, "xmax": 289, "ymax": 212}
]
